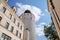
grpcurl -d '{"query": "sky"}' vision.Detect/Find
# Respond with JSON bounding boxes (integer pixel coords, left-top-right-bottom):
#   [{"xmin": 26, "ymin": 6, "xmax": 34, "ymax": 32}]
[{"xmin": 8, "ymin": 0, "xmax": 52, "ymax": 40}]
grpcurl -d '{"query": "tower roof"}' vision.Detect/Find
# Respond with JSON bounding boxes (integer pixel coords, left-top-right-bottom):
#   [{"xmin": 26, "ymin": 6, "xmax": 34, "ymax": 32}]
[{"xmin": 24, "ymin": 10, "xmax": 31, "ymax": 13}]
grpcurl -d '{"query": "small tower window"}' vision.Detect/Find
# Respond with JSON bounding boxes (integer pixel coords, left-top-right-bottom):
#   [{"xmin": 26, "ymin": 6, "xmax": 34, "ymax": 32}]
[{"xmin": 26, "ymin": 28, "xmax": 28, "ymax": 30}]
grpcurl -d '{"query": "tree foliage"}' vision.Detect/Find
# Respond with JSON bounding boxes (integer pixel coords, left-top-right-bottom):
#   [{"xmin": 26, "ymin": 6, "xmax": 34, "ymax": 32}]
[{"xmin": 44, "ymin": 22, "xmax": 59, "ymax": 40}]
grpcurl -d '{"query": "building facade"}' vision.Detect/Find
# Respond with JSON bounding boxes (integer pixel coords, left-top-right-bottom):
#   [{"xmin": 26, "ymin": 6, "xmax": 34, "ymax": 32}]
[
  {"xmin": 0, "ymin": 0, "xmax": 24, "ymax": 40},
  {"xmin": 47, "ymin": 0, "xmax": 60, "ymax": 38},
  {"xmin": 0, "ymin": 0, "xmax": 35, "ymax": 40}
]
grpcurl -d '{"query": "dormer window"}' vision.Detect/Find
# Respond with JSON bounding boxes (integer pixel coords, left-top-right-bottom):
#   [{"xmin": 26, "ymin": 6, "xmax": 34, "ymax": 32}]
[{"xmin": 11, "ymin": 6, "xmax": 17, "ymax": 13}]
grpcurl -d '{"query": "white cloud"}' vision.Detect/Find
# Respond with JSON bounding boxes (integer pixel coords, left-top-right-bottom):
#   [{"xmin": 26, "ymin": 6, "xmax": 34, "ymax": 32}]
[
  {"xmin": 45, "ymin": 9, "xmax": 48, "ymax": 12},
  {"xmin": 36, "ymin": 26, "xmax": 45, "ymax": 36},
  {"xmin": 40, "ymin": 22, "xmax": 47, "ymax": 25},
  {"xmin": 16, "ymin": 3, "xmax": 43, "ymax": 21},
  {"xmin": 37, "ymin": 22, "xmax": 47, "ymax": 26},
  {"xmin": 36, "ymin": 22, "xmax": 47, "ymax": 36},
  {"xmin": 41, "ymin": 13, "xmax": 45, "ymax": 16}
]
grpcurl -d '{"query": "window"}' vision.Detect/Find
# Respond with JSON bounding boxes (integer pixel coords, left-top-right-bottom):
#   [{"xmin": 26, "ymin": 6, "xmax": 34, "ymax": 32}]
[
  {"xmin": 5, "ymin": 22, "xmax": 9, "ymax": 29},
  {"xmin": 1, "ymin": 7, "xmax": 6, "ymax": 13},
  {"xmin": 13, "ymin": 18, "xmax": 16, "ymax": 23},
  {"xmin": 26, "ymin": 28, "xmax": 29, "ymax": 30},
  {"xmin": 0, "ymin": 16, "xmax": 2, "ymax": 21},
  {"xmin": 10, "ymin": 26, "xmax": 14, "ymax": 32},
  {"xmin": 31, "ymin": 17, "xmax": 32, "ymax": 19},
  {"xmin": 18, "ymin": 23, "xmax": 20, "ymax": 27},
  {"xmin": 19, "ymin": 33, "xmax": 21, "ymax": 38},
  {"xmin": 8, "ymin": 14, "xmax": 12, "ymax": 19},
  {"xmin": 0, "ymin": 33, "xmax": 11, "ymax": 40},
  {"xmin": 16, "ymin": 30, "xmax": 18, "ymax": 36},
  {"xmin": 20, "ymin": 25, "xmax": 22, "ymax": 30}
]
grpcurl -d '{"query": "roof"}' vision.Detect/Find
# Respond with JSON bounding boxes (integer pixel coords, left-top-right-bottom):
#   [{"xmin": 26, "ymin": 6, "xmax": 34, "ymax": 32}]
[{"xmin": 24, "ymin": 10, "xmax": 31, "ymax": 13}]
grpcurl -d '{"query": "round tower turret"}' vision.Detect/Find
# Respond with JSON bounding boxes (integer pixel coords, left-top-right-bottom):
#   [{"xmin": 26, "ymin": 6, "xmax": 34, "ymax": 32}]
[{"xmin": 19, "ymin": 10, "xmax": 35, "ymax": 40}]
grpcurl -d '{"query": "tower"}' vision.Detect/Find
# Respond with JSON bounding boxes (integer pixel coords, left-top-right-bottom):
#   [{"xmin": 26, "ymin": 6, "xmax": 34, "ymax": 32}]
[{"xmin": 19, "ymin": 10, "xmax": 35, "ymax": 40}]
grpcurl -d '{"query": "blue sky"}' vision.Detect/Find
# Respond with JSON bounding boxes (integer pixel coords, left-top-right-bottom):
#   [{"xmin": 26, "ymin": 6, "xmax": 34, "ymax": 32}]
[{"xmin": 8, "ymin": 0, "xmax": 52, "ymax": 40}]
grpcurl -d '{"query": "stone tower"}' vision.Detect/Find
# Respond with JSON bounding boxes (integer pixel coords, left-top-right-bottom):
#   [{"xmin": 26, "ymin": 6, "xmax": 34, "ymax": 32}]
[{"xmin": 19, "ymin": 10, "xmax": 35, "ymax": 40}]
